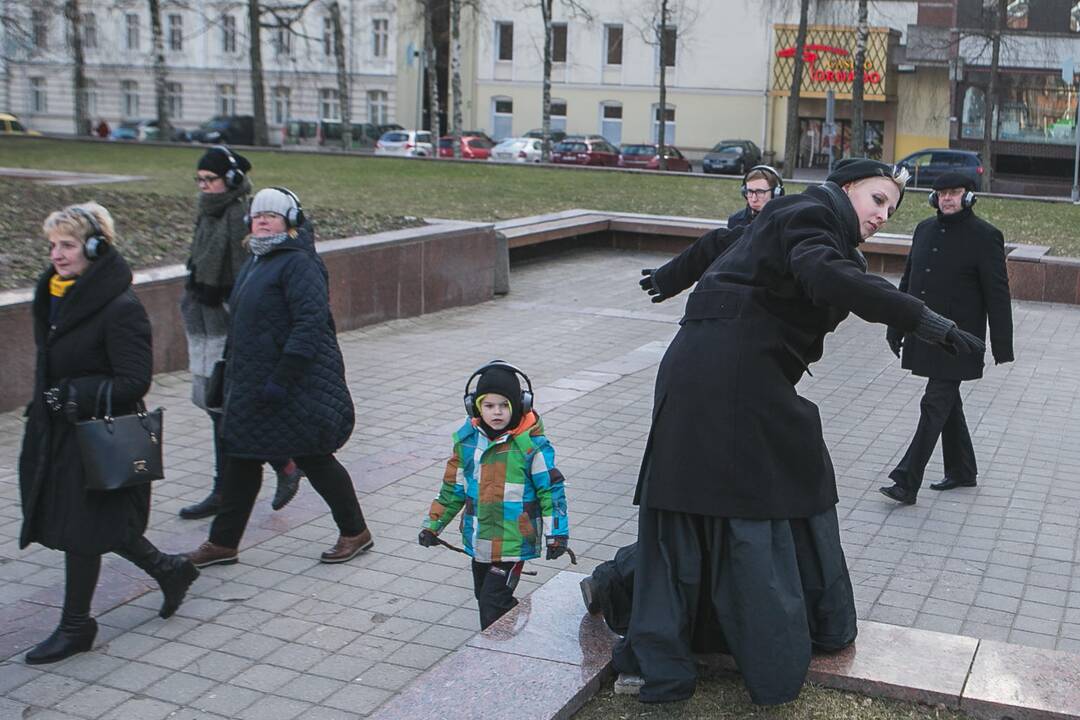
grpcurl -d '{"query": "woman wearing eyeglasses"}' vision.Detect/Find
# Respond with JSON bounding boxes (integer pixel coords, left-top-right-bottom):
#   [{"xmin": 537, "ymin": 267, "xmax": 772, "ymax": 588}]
[{"xmin": 180, "ymin": 146, "xmax": 303, "ymax": 520}]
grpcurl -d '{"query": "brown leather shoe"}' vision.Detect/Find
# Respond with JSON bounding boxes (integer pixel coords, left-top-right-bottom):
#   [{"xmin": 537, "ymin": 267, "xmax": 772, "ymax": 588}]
[
  {"xmin": 320, "ymin": 528, "xmax": 374, "ymax": 563},
  {"xmin": 184, "ymin": 541, "xmax": 239, "ymax": 568}
]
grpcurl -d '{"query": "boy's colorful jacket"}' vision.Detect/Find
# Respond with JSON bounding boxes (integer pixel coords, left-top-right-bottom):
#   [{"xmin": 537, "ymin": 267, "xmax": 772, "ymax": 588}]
[{"xmin": 423, "ymin": 411, "xmax": 569, "ymax": 563}]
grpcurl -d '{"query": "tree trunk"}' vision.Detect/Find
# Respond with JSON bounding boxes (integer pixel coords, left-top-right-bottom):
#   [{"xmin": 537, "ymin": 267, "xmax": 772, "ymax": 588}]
[
  {"xmin": 247, "ymin": 0, "xmax": 269, "ymax": 145},
  {"xmin": 657, "ymin": 0, "xmax": 669, "ymax": 171},
  {"xmin": 540, "ymin": 0, "xmax": 553, "ymax": 162},
  {"xmin": 981, "ymin": 0, "xmax": 1004, "ymax": 190},
  {"xmin": 330, "ymin": 2, "xmax": 351, "ymax": 149},
  {"xmin": 850, "ymin": 0, "xmax": 868, "ymax": 157},
  {"xmin": 64, "ymin": 0, "xmax": 89, "ymax": 135},
  {"xmin": 782, "ymin": 0, "xmax": 811, "ymax": 178},
  {"xmin": 148, "ymin": 0, "xmax": 172, "ymax": 142},
  {"xmin": 424, "ymin": 0, "xmax": 441, "ymax": 153},
  {"xmin": 450, "ymin": 0, "xmax": 463, "ymax": 158}
]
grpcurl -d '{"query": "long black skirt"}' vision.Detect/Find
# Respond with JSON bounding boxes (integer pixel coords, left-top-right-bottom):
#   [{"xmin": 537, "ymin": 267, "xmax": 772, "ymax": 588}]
[{"xmin": 608, "ymin": 504, "xmax": 856, "ymax": 705}]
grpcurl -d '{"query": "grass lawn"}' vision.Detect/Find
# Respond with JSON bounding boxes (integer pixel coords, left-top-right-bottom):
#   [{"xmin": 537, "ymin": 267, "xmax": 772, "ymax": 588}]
[{"xmin": 575, "ymin": 674, "xmax": 972, "ymax": 720}]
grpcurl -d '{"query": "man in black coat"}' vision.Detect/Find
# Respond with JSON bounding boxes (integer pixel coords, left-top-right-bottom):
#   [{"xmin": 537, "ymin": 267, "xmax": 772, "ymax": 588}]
[
  {"xmin": 727, "ymin": 164, "xmax": 784, "ymax": 229},
  {"xmin": 881, "ymin": 172, "xmax": 1014, "ymax": 505}
]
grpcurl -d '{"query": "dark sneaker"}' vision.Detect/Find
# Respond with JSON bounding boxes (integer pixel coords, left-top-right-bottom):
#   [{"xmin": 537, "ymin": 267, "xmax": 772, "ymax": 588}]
[
  {"xmin": 271, "ymin": 464, "xmax": 303, "ymax": 511},
  {"xmin": 879, "ymin": 484, "xmax": 917, "ymax": 505},
  {"xmin": 320, "ymin": 529, "xmax": 374, "ymax": 563},
  {"xmin": 179, "ymin": 492, "xmax": 222, "ymax": 520},
  {"xmin": 184, "ymin": 541, "xmax": 239, "ymax": 568}
]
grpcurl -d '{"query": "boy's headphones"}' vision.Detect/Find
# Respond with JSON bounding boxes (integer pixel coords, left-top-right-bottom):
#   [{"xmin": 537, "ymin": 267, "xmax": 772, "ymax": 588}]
[
  {"xmin": 69, "ymin": 206, "xmax": 107, "ymax": 261},
  {"xmin": 213, "ymin": 145, "xmax": 245, "ymax": 189},
  {"xmin": 463, "ymin": 360, "xmax": 534, "ymax": 418},
  {"xmin": 244, "ymin": 187, "xmax": 306, "ymax": 230},
  {"xmin": 928, "ymin": 188, "xmax": 976, "ymax": 210},
  {"xmin": 740, "ymin": 164, "xmax": 785, "ymax": 199}
]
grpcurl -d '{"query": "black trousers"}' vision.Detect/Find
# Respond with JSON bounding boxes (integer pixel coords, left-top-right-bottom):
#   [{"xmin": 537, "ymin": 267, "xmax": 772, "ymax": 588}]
[
  {"xmin": 471, "ymin": 560, "xmax": 523, "ymax": 630},
  {"xmin": 210, "ymin": 454, "xmax": 365, "ymax": 549},
  {"xmin": 890, "ymin": 378, "xmax": 977, "ymax": 493},
  {"xmin": 208, "ymin": 412, "xmax": 288, "ymax": 492},
  {"xmin": 62, "ymin": 535, "xmax": 167, "ymax": 618}
]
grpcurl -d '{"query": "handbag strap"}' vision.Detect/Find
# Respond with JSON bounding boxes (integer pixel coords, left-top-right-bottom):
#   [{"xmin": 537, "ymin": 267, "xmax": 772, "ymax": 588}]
[{"xmin": 93, "ymin": 380, "xmax": 112, "ymax": 420}]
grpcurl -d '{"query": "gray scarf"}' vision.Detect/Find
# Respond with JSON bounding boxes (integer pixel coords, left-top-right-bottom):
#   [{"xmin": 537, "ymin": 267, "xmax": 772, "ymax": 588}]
[
  {"xmin": 248, "ymin": 232, "xmax": 290, "ymax": 257},
  {"xmin": 189, "ymin": 177, "xmax": 252, "ymax": 288}
]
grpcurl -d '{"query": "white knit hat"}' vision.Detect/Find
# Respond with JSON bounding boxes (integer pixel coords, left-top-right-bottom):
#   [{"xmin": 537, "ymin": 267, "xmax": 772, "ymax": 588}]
[{"xmin": 250, "ymin": 187, "xmax": 298, "ymax": 217}]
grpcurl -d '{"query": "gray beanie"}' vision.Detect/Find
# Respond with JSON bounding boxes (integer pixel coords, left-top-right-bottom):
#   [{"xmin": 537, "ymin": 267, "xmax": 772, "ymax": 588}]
[{"xmin": 250, "ymin": 187, "xmax": 298, "ymax": 218}]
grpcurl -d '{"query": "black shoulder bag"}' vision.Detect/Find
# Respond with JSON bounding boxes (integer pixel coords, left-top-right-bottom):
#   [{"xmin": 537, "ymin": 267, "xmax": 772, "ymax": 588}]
[{"xmin": 75, "ymin": 381, "xmax": 165, "ymax": 491}]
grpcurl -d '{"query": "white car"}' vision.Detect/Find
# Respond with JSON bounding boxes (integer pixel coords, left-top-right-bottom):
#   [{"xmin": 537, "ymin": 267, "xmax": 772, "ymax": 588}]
[
  {"xmin": 374, "ymin": 130, "xmax": 434, "ymax": 157},
  {"xmin": 489, "ymin": 137, "xmax": 543, "ymax": 163}
]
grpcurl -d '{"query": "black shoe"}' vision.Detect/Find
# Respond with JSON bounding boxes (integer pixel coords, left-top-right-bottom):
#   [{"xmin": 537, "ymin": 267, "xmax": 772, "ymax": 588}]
[
  {"xmin": 930, "ymin": 477, "xmax": 978, "ymax": 491},
  {"xmin": 149, "ymin": 554, "xmax": 200, "ymax": 619},
  {"xmin": 271, "ymin": 465, "xmax": 303, "ymax": 511},
  {"xmin": 179, "ymin": 492, "xmax": 221, "ymax": 520},
  {"xmin": 25, "ymin": 616, "xmax": 97, "ymax": 665},
  {"xmin": 879, "ymin": 484, "xmax": 917, "ymax": 505}
]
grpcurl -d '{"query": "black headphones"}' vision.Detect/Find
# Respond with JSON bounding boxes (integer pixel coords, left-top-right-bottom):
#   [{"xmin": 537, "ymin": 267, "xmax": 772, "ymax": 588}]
[
  {"xmin": 245, "ymin": 186, "xmax": 305, "ymax": 230},
  {"xmin": 463, "ymin": 360, "xmax": 534, "ymax": 418},
  {"xmin": 69, "ymin": 206, "xmax": 107, "ymax": 261},
  {"xmin": 929, "ymin": 188, "xmax": 976, "ymax": 210},
  {"xmin": 213, "ymin": 144, "xmax": 245, "ymax": 189},
  {"xmin": 740, "ymin": 164, "xmax": 785, "ymax": 199}
]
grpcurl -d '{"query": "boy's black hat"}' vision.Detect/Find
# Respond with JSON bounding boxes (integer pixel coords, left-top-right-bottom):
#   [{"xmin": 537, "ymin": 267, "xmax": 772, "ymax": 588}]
[{"xmin": 475, "ymin": 366, "xmax": 522, "ymax": 408}]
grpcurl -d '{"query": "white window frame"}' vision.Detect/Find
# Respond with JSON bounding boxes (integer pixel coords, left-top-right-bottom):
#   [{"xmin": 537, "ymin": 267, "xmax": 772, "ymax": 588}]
[
  {"xmin": 121, "ymin": 80, "xmax": 139, "ymax": 118},
  {"xmin": 168, "ymin": 13, "xmax": 183, "ymax": 52},
  {"xmin": 492, "ymin": 95, "xmax": 513, "ymax": 140},
  {"xmin": 320, "ymin": 88, "xmax": 341, "ymax": 121},
  {"xmin": 372, "ymin": 18, "xmax": 389, "ymax": 59},
  {"xmin": 217, "ymin": 84, "xmax": 237, "ymax": 115},
  {"xmin": 651, "ymin": 103, "xmax": 675, "ymax": 144},
  {"xmin": 550, "ymin": 99, "xmax": 567, "ymax": 133},
  {"xmin": 604, "ymin": 24, "xmax": 623, "ymax": 66},
  {"xmin": 32, "ymin": 10, "xmax": 48, "ymax": 50},
  {"xmin": 82, "ymin": 13, "xmax": 97, "ymax": 50},
  {"xmin": 657, "ymin": 25, "xmax": 676, "ymax": 68},
  {"xmin": 82, "ymin": 79, "xmax": 98, "ymax": 116},
  {"xmin": 274, "ymin": 24, "xmax": 292, "ymax": 57},
  {"xmin": 222, "ymin": 14, "xmax": 237, "ymax": 54},
  {"xmin": 30, "ymin": 77, "xmax": 47, "ymax": 113},
  {"xmin": 600, "ymin": 101, "xmax": 622, "ymax": 145},
  {"xmin": 125, "ymin": 13, "xmax": 140, "ymax": 51},
  {"xmin": 166, "ymin": 82, "xmax": 183, "ymax": 119},
  {"xmin": 367, "ymin": 90, "xmax": 389, "ymax": 125},
  {"xmin": 551, "ymin": 23, "xmax": 567, "ymax": 64},
  {"xmin": 272, "ymin": 86, "xmax": 291, "ymax": 125},
  {"xmin": 495, "ymin": 21, "xmax": 513, "ymax": 62}
]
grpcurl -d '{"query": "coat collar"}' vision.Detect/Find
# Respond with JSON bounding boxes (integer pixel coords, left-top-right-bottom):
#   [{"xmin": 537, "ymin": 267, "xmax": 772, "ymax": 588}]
[
  {"xmin": 937, "ymin": 207, "xmax": 974, "ymax": 226},
  {"xmin": 807, "ymin": 182, "xmax": 862, "ymax": 248},
  {"xmin": 33, "ymin": 249, "xmax": 133, "ymax": 338}
]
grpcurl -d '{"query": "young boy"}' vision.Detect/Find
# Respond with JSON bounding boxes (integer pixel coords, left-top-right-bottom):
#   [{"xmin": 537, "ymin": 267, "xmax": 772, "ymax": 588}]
[{"xmin": 418, "ymin": 362, "xmax": 570, "ymax": 630}]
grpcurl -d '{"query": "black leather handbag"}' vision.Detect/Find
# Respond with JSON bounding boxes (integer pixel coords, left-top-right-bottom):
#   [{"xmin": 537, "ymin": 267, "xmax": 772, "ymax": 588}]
[
  {"xmin": 75, "ymin": 381, "xmax": 165, "ymax": 491},
  {"xmin": 205, "ymin": 359, "xmax": 226, "ymax": 410}
]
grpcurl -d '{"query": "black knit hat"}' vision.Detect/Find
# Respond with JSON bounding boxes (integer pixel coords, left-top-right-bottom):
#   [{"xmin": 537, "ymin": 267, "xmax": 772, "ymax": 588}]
[
  {"xmin": 197, "ymin": 146, "xmax": 251, "ymax": 177},
  {"xmin": 826, "ymin": 158, "xmax": 907, "ymax": 209},
  {"xmin": 475, "ymin": 365, "xmax": 523, "ymax": 436},
  {"xmin": 932, "ymin": 172, "xmax": 976, "ymax": 192}
]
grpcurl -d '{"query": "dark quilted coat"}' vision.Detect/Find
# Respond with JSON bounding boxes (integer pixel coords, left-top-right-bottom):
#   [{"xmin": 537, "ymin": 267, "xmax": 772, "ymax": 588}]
[
  {"xmin": 220, "ymin": 223, "xmax": 355, "ymax": 459},
  {"xmin": 18, "ymin": 248, "xmax": 153, "ymax": 553}
]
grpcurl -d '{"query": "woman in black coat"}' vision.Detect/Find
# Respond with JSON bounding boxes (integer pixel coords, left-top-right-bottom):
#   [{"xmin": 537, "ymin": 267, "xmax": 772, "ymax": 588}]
[
  {"xmin": 18, "ymin": 203, "xmax": 199, "ymax": 665},
  {"xmin": 184, "ymin": 188, "xmax": 373, "ymax": 568},
  {"xmin": 612, "ymin": 160, "xmax": 985, "ymax": 705}
]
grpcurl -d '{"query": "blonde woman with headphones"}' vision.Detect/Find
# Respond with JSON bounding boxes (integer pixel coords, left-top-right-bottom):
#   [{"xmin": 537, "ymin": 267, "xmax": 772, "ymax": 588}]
[{"xmin": 18, "ymin": 203, "xmax": 199, "ymax": 665}]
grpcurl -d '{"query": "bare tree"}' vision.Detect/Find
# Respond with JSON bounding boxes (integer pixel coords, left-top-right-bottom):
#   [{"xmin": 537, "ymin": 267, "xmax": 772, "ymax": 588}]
[
  {"xmin": 63, "ymin": 0, "xmax": 89, "ymax": 135},
  {"xmin": 449, "ymin": 0, "xmax": 463, "ymax": 157},
  {"xmin": 527, "ymin": 0, "xmax": 590, "ymax": 162},
  {"xmin": 247, "ymin": 0, "xmax": 269, "ymax": 145},
  {"xmin": 423, "ymin": 0, "xmax": 442, "ymax": 147},
  {"xmin": 781, "ymin": 0, "xmax": 810, "ymax": 178},
  {"xmin": 849, "ymin": 0, "xmax": 868, "ymax": 157},
  {"xmin": 148, "ymin": 0, "xmax": 173, "ymax": 142},
  {"xmin": 328, "ymin": 1, "xmax": 350, "ymax": 148},
  {"xmin": 981, "ymin": 0, "xmax": 1005, "ymax": 190}
]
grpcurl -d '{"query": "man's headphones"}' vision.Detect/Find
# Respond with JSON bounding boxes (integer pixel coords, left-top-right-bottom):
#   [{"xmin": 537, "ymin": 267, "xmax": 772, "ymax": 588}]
[
  {"xmin": 245, "ymin": 187, "xmax": 306, "ymax": 230},
  {"xmin": 213, "ymin": 144, "xmax": 245, "ymax": 189},
  {"xmin": 463, "ymin": 360, "xmax": 534, "ymax": 418},
  {"xmin": 69, "ymin": 206, "xmax": 107, "ymax": 261},
  {"xmin": 928, "ymin": 188, "xmax": 976, "ymax": 210},
  {"xmin": 740, "ymin": 164, "xmax": 785, "ymax": 199}
]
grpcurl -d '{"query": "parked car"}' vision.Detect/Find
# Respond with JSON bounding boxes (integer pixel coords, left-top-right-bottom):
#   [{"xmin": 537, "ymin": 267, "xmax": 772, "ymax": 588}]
[
  {"xmin": 283, "ymin": 119, "xmax": 403, "ymax": 148},
  {"xmin": 374, "ymin": 129, "xmax": 434, "ymax": 157},
  {"xmin": 702, "ymin": 139, "xmax": 763, "ymax": 175},
  {"xmin": 618, "ymin": 144, "xmax": 693, "ymax": 172},
  {"xmin": 550, "ymin": 138, "xmax": 621, "ymax": 166},
  {"xmin": 191, "ymin": 115, "xmax": 255, "ymax": 145},
  {"xmin": 524, "ymin": 128, "xmax": 567, "ymax": 145},
  {"xmin": 108, "ymin": 119, "xmax": 189, "ymax": 142},
  {"xmin": 462, "ymin": 129, "xmax": 496, "ymax": 145},
  {"xmin": 0, "ymin": 112, "xmax": 41, "ymax": 136},
  {"xmin": 438, "ymin": 135, "xmax": 494, "ymax": 160},
  {"xmin": 489, "ymin": 137, "xmax": 543, "ymax": 163},
  {"xmin": 896, "ymin": 148, "xmax": 984, "ymax": 191}
]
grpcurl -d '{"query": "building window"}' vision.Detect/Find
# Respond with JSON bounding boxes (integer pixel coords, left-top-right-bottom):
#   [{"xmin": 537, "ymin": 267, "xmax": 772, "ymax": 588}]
[
  {"xmin": 125, "ymin": 13, "xmax": 140, "ymax": 50},
  {"xmin": 274, "ymin": 24, "xmax": 292, "ymax": 56},
  {"xmin": 168, "ymin": 13, "xmax": 182, "ymax": 51},
  {"xmin": 82, "ymin": 79, "xmax": 98, "ymax": 116},
  {"xmin": 82, "ymin": 13, "xmax": 97, "ymax": 50},
  {"xmin": 496, "ymin": 22, "xmax": 513, "ymax": 61},
  {"xmin": 222, "ymin": 15, "xmax": 237, "ymax": 53},
  {"xmin": 273, "ymin": 86, "xmax": 291, "ymax": 125},
  {"xmin": 652, "ymin": 104, "xmax": 675, "ymax": 144},
  {"xmin": 660, "ymin": 25, "xmax": 676, "ymax": 67},
  {"xmin": 550, "ymin": 100, "xmax": 567, "ymax": 133},
  {"xmin": 320, "ymin": 88, "xmax": 340, "ymax": 120},
  {"xmin": 121, "ymin": 80, "xmax": 139, "ymax": 117},
  {"xmin": 492, "ymin": 96, "xmax": 513, "ymax": 140},
  {"xmin": 605, "ymin": 25, "xmax": 623, "ymax": 65},
  {"xmin": 367, "ymin": 90, "xmax": 388, "ymax": 125},
  {"xmin": 31, "ymin": 10, "xmax": 48, "ymax": 50},
  {"xmin": 1071, "ymin": 2, "xmax": 1080, "ymax": 32},
  {"xmin": 167, "ymin": 82, "xmax": 183, "ymax": 119},
  {"xmin": 601, "ymin": 102, "xmax": 622, "ymax": 145},
  {"xmin": 217, "ymin": 84, "xmax": 237, "ymax": 115},
  {"xmin": 552, "ymin": 23, "xmax": 567, "ymax": 63},
  {"xmin": 1005, "ymin": 0, "xmax": 1028, "ymax": 29},
  {"xmin": 373, "ymin": 18, "xmax": 389, "ymax": 58},
  {"xmin": 30, "ymin": 77, "xmax": 47, "ymax": 112},
  {"xmin": 323, "ymin": 17, "xmax": 335, "ymax": 56}
]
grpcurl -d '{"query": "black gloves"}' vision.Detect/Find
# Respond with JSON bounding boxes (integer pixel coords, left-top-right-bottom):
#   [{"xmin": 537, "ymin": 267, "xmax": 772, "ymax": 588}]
[
  {"xmin": 546, "ymin": 536, "xmax": 569, "ymax": 560},
  {"xmin": 886, "ymin": 328, "xmax": 903, "ymax": 358},
  {"xmin": 944, "ymin": 325, "xmax": 985, "ymax": 356},
  {"xmin": 43, "ymin": 385, "xmax": 66, "ymax": 414},
  {"xmin": 913, "ymin": 307, "xmax": 986, "ymax": 356},
  {"xmin": 418, "ymin": 529, "xmax": 438, "ymax": 547},
  {"xmin": 639, "ymin": 269, "xmax": 666, "ymax": 303}
]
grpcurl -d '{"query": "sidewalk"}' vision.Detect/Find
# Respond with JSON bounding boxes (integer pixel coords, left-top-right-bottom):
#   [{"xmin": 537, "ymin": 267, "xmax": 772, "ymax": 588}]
[{"xmin": 1, "ymin": 248, "xmax": 1078, "ymax": 718}]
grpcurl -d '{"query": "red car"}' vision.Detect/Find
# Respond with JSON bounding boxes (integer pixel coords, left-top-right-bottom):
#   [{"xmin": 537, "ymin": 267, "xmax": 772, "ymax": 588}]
[
  {"xmin": 550, "ymin": 138, "xmax": 621, "ymax": 166},
  {"xmin": 438, "ymin": 135, "xmax": 494, "ymax": 160},
  {"xmin": 618, "ymin": 144, "xmax": 693, "ymax": 172}
]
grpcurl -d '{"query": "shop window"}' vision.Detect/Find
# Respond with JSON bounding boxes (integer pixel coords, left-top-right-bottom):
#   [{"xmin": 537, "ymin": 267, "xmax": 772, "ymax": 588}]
[{"xmin": 1005, "ymin": 0, "xmax": 1028, "ymax": 30}]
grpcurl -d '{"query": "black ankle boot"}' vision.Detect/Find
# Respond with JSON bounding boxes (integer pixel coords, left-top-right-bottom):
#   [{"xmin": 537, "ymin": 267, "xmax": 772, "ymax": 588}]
[
  {"xmin": 25, "ymin": 615, "xmax": 97, "ymax": 665},
  {"xmin": 117, "ymin": 537, "xmax": 200, "ymax": 618},
  {"xmin": 179, "ymin": 491, "xmax": 222, "ymax": 520}
]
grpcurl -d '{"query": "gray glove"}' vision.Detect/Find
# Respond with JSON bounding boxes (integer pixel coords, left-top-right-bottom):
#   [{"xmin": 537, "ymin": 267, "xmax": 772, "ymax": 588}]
[{"xmin": 914, "ymin": 307, "xmax": 985, "ymax": 356}]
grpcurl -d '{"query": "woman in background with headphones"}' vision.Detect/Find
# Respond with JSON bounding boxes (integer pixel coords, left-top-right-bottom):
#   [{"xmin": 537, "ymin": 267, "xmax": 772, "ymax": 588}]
[
  {"xmin": 183, "ymin": 188, "xmax": 374, "ymax": 568},
  {"xmin": 180, "ymin": 146, "xmax": 304, "ymax": 520},
  {"xmin": 18, "ymin": 203, "xmax": 199, "ymax": 664}
]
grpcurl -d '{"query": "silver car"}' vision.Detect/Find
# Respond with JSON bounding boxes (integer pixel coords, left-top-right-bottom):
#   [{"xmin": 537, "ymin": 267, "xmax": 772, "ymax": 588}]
[
  {"xmin": 375, "ymin": 130, "xmax": 434, "ymax": 157},
  {"xmin": 488, "ymin": 137, "xmax": 543, "ymax": 163}
]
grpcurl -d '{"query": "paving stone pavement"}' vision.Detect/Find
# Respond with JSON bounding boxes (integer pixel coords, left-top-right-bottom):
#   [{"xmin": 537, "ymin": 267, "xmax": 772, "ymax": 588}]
[{"xmin": 2, "ymin": 247, "xmax": 1079, "ymax": 718}]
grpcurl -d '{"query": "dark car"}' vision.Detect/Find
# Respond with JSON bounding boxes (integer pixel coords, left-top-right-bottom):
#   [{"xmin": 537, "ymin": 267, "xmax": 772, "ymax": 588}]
[
  {"xmin": 702, "ymin": 139, "xmax": 763, "ymax": 175},
  {"xmin": 896, "ymin": 148, "xmax": 984, "ymax": 191},
  {"xmin": 618, "ymin": 144, "xmax": 692, "ymax": 172},
  {"xmin": 192, "ymin": 115, "xmax": 255, "ymax": 145},
  {"xmin": 525, "ymin": 128, "xmax": 568, "ymax": 145},
  {"xmin": 550, "ymin": 138, "xmax": 620, "ymax": 167}
]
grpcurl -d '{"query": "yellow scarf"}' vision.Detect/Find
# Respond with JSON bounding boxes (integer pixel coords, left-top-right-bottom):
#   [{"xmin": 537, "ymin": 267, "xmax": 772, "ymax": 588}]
[{"xmin": 49, "ymin": 274, "xmax": 76, "ymax": 298}]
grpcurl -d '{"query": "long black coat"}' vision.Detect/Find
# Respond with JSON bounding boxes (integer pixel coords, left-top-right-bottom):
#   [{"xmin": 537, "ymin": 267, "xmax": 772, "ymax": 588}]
[
  {"xmin": 889, "ymin": 208, "xmax": 1013, "ymax": 380},
  {"xmin": 220, "ymin": 225, "xmax": 354, "ymax": 459},
  {"xmin": 653, "ymin": 226, "xmax": 744, "ymax": 298},
  {"xmin": 726, "ymin": 206, "xmax": 755, "ymax": 230},
  {"xmin": 18, "ymin": 249, "xmax": 153, "ymax": 553},
  {"xmin": 638, "ymin": 183, "xmax": 926, "ymax": 519}
]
